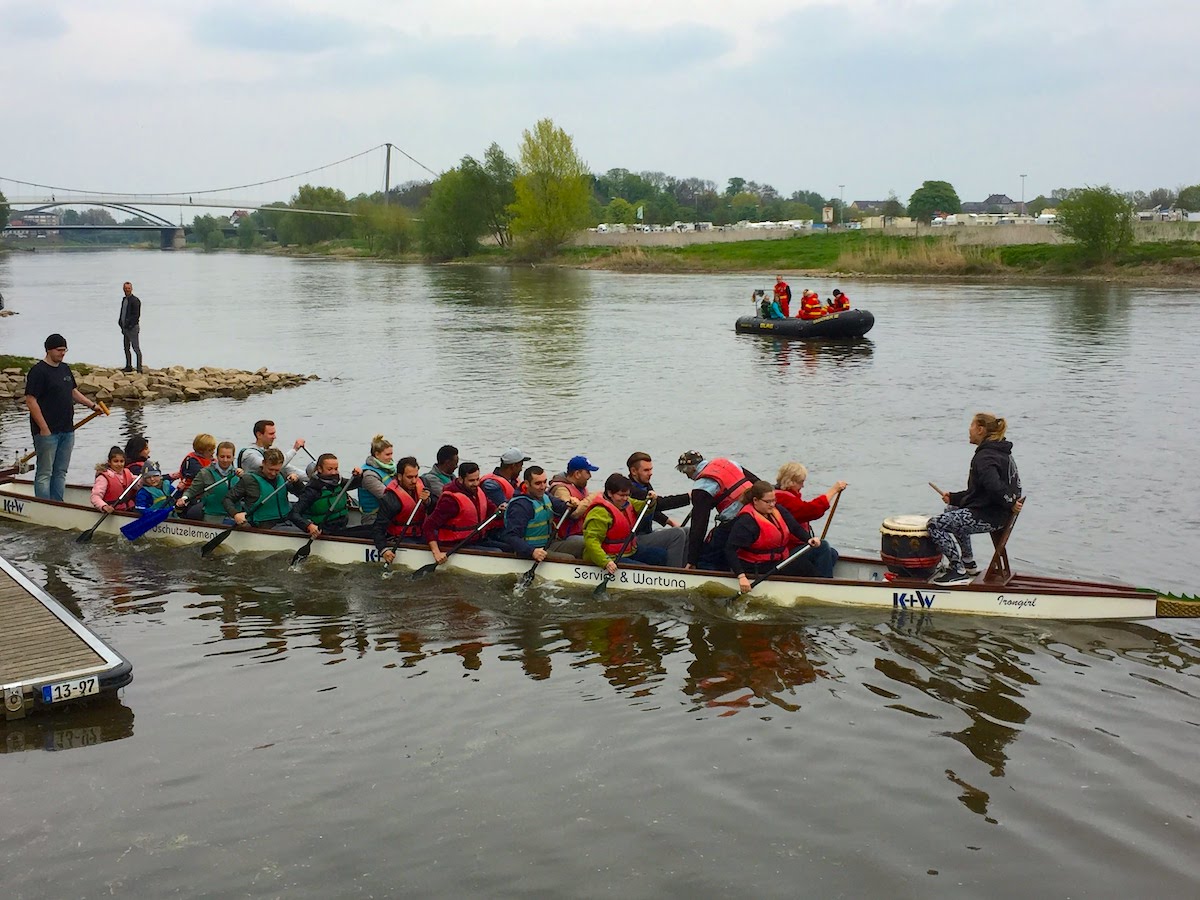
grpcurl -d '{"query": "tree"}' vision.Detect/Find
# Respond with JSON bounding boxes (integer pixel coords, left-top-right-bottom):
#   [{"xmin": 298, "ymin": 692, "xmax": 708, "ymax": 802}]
[
  {"xmin": 0, "ymin": 190, "xmax": 9, "ymax": 228},
  {"xmin": 1147, "ymin": 187, "xmax": 1177, "ymax": 210},
  {"xmin": 1055, "ymin": 185, "xmax": 1134, "ymax": 261},
  {"xmin": 882, "ymin": 194, "xmax": 906, "ymax": 218},
  {"xmin": 1027, "ymin": 195, "xmax": 1051, "ymax": 217},
  {"xmin": 603, "ymin": 198, "xmax": 636, "ymax": 225},
  {"xmin": 907, "ymin": 180, "xmax": 962, "ymax": 222},
  {"xmin": 355, "ymin": 202, "xmax": 411, "ymax": 254},
  {"xmin": 1177, "ymin": 184, "xmax": 1200, "ymax": 212},
  {"xmin": 508, "ymin": 118, "xmax": 592, "ymax": 257},
  {"xmin": 475, "ymin": 143, "xmax": 518, "ymax": 246},
  {"xmin": 237, "ymin": 216, "xmax": 260, "ymax": 250},
  {"xmin": 278, "ymin": 184, "xmax": 354, "ymax": 246},
  {"xmin": 419, "ymin": 166, "xmax": 490, "ymax": 260},
  {"xmin": 725, "ymin": 177, "xmax": 747, "ymax": 198}
]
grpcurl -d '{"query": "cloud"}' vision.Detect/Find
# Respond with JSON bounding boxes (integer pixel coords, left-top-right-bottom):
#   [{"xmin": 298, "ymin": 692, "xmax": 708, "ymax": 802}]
[
  {"xmin": 192, "ymin": 2, "xmax": 375, "ymax": 54},
  {"xmin": 0, "ymin": 2, "xmax": 69, "ymax": 40}
]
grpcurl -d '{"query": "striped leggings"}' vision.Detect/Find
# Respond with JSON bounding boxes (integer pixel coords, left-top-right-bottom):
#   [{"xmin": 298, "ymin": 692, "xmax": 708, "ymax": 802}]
[{"xmin": 927, "ymin": 507, "xmax": 997, "ymax": 571}]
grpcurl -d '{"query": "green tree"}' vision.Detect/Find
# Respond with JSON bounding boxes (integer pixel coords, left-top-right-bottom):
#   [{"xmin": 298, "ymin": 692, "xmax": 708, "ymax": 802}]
[
  {"xmin": 1055, "ymin": 185, "xmax": 1134, "ymax": 261},
  {"xmin": 419, "ymin": 166, "xmax": 490, "ymax": 260},
  {"xmin": 190, "ymin": 214, "xmax": 224, "ymax": 245},
  {"xmin": 356, "ymin": 202, "xmax": 411, "ymax": 254},
  {"xmin": 473, "ymin": 143, "xmax": 518, "ymax": 246},
  {"xmin": 1177, "ymin": 184, "xmax": 1200, "ymax": 212},
  {"xmin": 604, "ymin": 197, "xmax": 636, "ymax": 225},
  {"xmin": 1027, "ymin": 195, "xmax": 1051, "ymax": 216},
  {"xmin": 907, "ymin": 180, "xmax": 962, "ymax": 222},
  {"xmin": 237, "ymin": 216, "xmax": 260, "ymax": 249},
  {"xmin": 282, "ymin": 184, "xmax": 354, "ymax": 245},
  {"xmin": 882, "ymin": 194, "xmax": 906, "ymax": 218},
  {"xmin": 1147, "ymin": 187, "xmax": 1176, "ymax": 209},
  {"xmin": 509, "ymin": 118, "xmax": 592, "ymax": 257},
  {"xmin": 0, "ymin": 190, "xmax": 9, "ymax": 228}
]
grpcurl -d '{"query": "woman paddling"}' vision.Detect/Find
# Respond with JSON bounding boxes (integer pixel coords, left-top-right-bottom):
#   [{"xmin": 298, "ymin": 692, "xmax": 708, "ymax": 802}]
[
  {"xmin": 358, "ymin": 434, "xmax": 396, "ymax": 526},
  {"xmin": 728, "ymin": 481, "xmax": 821, "ymax": 593},
  {"xmin": 928, "ymin": 412, "xmax": 1023, "ymax": 585}
]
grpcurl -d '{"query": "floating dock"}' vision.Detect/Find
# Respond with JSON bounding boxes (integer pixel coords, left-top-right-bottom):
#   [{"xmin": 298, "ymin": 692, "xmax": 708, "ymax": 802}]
[{"xmin": 1, "ymin": 554, "xmax": 132, "ymax": 719}]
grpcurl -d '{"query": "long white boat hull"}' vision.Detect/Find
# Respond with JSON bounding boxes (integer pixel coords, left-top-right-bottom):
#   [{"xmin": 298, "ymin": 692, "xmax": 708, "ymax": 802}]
[{"xmin": 0, "ymin": 479, "xmax": 1158, "ymax": 621}]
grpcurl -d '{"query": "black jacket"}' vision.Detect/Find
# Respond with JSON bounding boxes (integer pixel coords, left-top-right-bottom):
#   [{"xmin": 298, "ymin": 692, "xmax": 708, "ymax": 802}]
[
  {"xmin": 118, "ymin": 294, "xmax": 141, "ymax": 330},
  {"xmin": 948, "ymin": 440, "xmax": 1021, "ymax": 528}
]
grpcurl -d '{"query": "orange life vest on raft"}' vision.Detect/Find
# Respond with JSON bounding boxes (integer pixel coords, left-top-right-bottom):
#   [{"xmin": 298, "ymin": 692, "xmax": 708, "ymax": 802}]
[
  {"xmin": 735, "ymin": 505, "xmax": 790, "ymax": 564},
  {"xmin": 479, "ymin": 472, "xmax": 520, "ymax": 501},
  {"xmin": 826, "ymin": 293, "xmax": 850, "ymax": 313},
  {"xmin": 383, "ymin": 479, "xmax": 427, "ymax": 539},
  {"xmin": 696, "ymin": 458, "xmax": 753, "ymax": 513},
  {"xmin": 593, "ymin": 496, "xmax": 639, "ymax": 557},
  {"xmin": 99, "ymin": 468, "xmax": 137, "ymax": 509},
  {"xmin": 436, "ymin": 489, "xmax": 489, "ymax": 544},
  {"xmin": 798, "ymin": 293, "xmax": 826, "ymax": 320}
]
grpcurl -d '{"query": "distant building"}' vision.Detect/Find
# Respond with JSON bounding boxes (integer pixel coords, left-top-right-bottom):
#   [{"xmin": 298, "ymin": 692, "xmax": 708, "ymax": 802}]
[
  {"xmin": 850, "ymin": 200, "xmax": 889, "ymax": 212},
  {"xmin": 961, "ymin": 194, "xmax": 1020, "ymax": 215}
]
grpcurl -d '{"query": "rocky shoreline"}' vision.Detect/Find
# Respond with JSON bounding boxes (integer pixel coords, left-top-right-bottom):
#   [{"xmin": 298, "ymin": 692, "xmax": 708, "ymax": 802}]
[{"xmin": 2, "ymin": 364, "xmax": 318, "ymax": 405}]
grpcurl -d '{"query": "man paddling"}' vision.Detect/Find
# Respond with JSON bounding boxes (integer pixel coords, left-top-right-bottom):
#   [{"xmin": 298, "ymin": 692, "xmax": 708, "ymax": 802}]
[
  {"xmin": 223, "ymin": 448, "xmax": 303, "ymax": 529},
  {"xmin": 288, "ymin": 453, "xmax": 364, "ymax": 538},
  {"xmin": 481, "ymin": 448, "xmax": 530, "ymax": 505},
  {"xmin": 238, "ymin": 419, "xmax": 307, "ymax": 481},
  {"xmin": 501, "ymin": 465, "xmax": 582, "ymax": 561},
  {"xmin": 423, "ymin": 462, "xmax": 505, "ymax": 563},
  {"xmin": 676, "ymin": 451, "xmax": 760, "ymax": 570},
  {"xmin": 422, "ymin": 444, "xmax": 459, "ymax": 501},
  {"xmin": 372, "ymin": 456, "xmax": 431, "ymax": 564}
]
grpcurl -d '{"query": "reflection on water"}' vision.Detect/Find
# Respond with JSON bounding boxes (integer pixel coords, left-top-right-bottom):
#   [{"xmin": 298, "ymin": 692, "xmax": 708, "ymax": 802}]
[
  {"xmin": 742, "ymin": 335, "xmax": 874, "ymax": 379},
  {"xmin": 1, "ymin": 698, "xmax": 135, "ymax": 754}
]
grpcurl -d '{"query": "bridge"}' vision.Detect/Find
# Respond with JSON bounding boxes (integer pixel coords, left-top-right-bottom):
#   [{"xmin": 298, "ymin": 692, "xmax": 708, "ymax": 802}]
[{"xmin": 1, "ymin": 143, "xmax": 435, "ymax": 250}]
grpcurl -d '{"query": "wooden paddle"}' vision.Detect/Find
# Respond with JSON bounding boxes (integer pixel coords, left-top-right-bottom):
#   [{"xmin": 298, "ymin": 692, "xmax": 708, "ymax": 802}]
[
  {"xmin": 77, "ymin": 471, "xmax": 142, "ymax": 544},
  {"xmin": 727, "ymin": 542, "xmax": 814, "ymax": 604},
  {"xmin": 290, "ymin": 476, "xmax": 353, "ymax": 566},
  {"xmin": 517, "ymin": 506, "xmax": 572, "ymax": 589},
  {"xmin": 820, "ymin": 489, "xmax": 842, "ymax": 541},
  {"xmin": 411, "ymin": 507, "xmax": 504, "ymax": 580},
  {"xmin": 929, "ymin": 481, "xmax": 948, "ymax": 502},
  {"xmin": 593, "ymin": 499, "xmax": 655, "ymax": 597},
  {"xmin": 18, "ymin": 401, "xmax": 110, "ymax": 466},
  {"xmin": 200, "ymin": 478, "xmax": 291, "ymax": 557}
]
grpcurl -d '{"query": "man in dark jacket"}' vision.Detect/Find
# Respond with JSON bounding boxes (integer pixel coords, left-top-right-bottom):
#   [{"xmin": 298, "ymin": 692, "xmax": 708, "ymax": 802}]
[
  {"xmin": 118, "ymin": 281, "xmax": 143, "ymax": 372},
  {"xmin": 289, "ymin": 453, "xmax": 364, "ymax": 537}
]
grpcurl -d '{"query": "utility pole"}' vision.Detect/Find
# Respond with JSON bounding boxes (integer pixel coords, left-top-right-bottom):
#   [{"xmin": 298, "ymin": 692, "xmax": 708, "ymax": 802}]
[
  {"xmin": 384, "ymin": 143, "xmax": 393, "ymax": 206},
  {"xmin": 838, "ymin": 184, "xmax": 845, "ymax": 225},
  {"xmin": 1020, "ymin": 173, "xmax": 1027, "ymax": 216}
]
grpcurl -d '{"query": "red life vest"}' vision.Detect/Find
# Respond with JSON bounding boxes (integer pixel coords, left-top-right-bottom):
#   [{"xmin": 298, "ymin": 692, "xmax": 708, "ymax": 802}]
[
  {"xmin": 735, "ymin": 505, "xmax": 789, "ymax": 564},
  {"xmin": 774, "ymin": 282, "xmax": 791, "ymax": 317},
  {"xmin": 480, "ymin": 472, "xmax": 518, "ymax": 501},
  {"xmin": 798, "ymin": 294, "xmax": 826, "ymax": 320},
  {"xmin": 436, "ymin": 488, "xmax": 489, "ymax": 544},
  {"xmin": 593, "ymin": 496, "xmax": 639, "ymax": 557},
  {"xmin": 827, "ymin": 293, "xmax": 850, "ymax": 312},
  {"xmin": 696, "ymin": 458, "xmax": 753, "ymax": 513},
  {"xmin": 549, "ymin": 476, "xmax": 588, "ymax": 536},
  {"xmin": 100, "ymin": 468, "xmax": 137, "ymax": 510},
  {"xmin": 774, "ymin": 488, "xmax": 815, "ymax": 550},
  {"xmin": 178, "ymin": 451, "xmax": 212, "ymax": 490},
  {"xmin": 383, "ymin": 480, "xmax": 427, "ymax": 539}
]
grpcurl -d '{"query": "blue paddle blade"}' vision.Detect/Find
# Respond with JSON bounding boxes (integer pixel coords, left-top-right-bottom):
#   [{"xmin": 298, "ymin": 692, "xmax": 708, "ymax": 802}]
[{"xmin": 120, "ymin": 504, "xmax": 173, "ymax": 540}]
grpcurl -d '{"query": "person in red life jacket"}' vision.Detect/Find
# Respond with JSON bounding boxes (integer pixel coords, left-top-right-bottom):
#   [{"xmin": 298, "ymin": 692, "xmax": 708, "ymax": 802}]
[
  {"xmin": 372, "ymin": 456, "xmax": 432, "ymax": 565},
  {"xmin": 826, "ymin": 288, "xmax": 850, "ymax": 313},
  {"xmin": 481, "ymin": 447, "xmax": 530, "ymax": 506},
  {"xmin": 773, "ymin": 275, "xmax": 792, "ymax": 318},
  {"xmin": 797, "ymin": 289, "xmax": 826, "ymax": 320},
  {"xmin": 548, "ymin": 455, "xmax": 601, "ymax": 539},
  {"xmin": 423, "ymin": 461, "xmax": 506, "ymax": 563},
  {"xmin": 90, "ymin": 445, "xmax": 138, "ymax": 512},
  {"xmin": 582, "ymin": 473, "xmax": 670, "ymax": 574},
  {"xmin": 728, "ymin": 482, "xmax": 825, "ymax": 593},
  {"xmin": 173, "ymin": 433, "xmax": 216, "ymax": 491},
  {"xmin": 774, "ymin": 462, "xmax": 847, "ymax": 578},
  {"xmin": 676, "ymin": 451, "xmax": 762, "ymax": 571}
]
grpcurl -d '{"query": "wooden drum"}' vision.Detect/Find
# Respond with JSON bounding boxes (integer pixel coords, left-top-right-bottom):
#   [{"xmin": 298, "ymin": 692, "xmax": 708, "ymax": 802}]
[{"xmin": 880, "ymin": 515, "xmax": 942, "ymax": 579}]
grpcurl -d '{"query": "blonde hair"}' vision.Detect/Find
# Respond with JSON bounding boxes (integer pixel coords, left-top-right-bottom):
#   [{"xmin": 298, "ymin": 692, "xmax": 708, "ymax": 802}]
[
  {"xmin": 972, "ymin": 413, "xmax": 1008, "ymax": 441},
  {"xmin": 193, "ymin": 433, "xmax": 217, "ymax": 455},
  {"xmin": 370, "ymin": 434, "xmax": 392, "ymax": 457},
  {"xmin": 775, "ymin": 461, "xmax": 808, "ymax": 490}
]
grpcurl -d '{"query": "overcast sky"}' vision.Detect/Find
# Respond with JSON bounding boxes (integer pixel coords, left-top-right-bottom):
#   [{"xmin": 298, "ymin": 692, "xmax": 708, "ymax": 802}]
[{"xmin": 2, "ymin": 0, "xmax": 1197, "ymax": 207}]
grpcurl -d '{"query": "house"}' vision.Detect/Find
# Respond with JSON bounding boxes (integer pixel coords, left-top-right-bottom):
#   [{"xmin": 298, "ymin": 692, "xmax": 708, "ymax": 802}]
[
  {"xmin": 850, "ymin": 200, "xmax": 889, "ymax": 213},
  {"xmin": 961, "ymin": 194, "xmax": 1020, "ymax": 215}
]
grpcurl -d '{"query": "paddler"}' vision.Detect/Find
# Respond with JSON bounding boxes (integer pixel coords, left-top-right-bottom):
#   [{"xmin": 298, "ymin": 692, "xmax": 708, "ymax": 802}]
[
  {"xmin": 728, "ymin": 481, "xmax": 822, "ymax": 592},
  {"xmin": 174, "ymin": 433, "xmax": 216, "ymax": 491},
  {"xmin": 423, "ymin": 462, "xmax": 506, "ymax": 563},
  {"xmin": 358, "ymin": 434, "xmax": 396, "ymax": 526},
  {"xmin": 372, "ymin": 456, "xmax": 431, "ymax": 564},
  {"xmin": 238, "ymin": 419, "xmax": 307, "ymax": 481},
  {"xmin": 481, "ymin": 448, "xmax": 530, "ymax": 505},
  {"xmin": 421, "ymin": 444, "xmax": 459, "ymax": 501},
  {"xmin": 676, "ymin": 451, "xmax": 761, "ymax": 570},
  {"xmin": 548, "ymin": 455, "xmax": 600, "ymax": 539},
  {"xmin": 774, "ymin": 462, "xmax": 846, "ymax": 578},
  {"xmin": 223, "ymin": 447, "xmax": 303, "ymax": 529},
  {"xmin": 582, "ymin": 474, "xmax": 669, "ymax": 574},
  {"xmin": 500, "ymin": 465, "xmax": 583, "ymax": 561},
  {"xmin": 288, "ymin": 453, "xmax": 364, "ymax": 538},
  {"xmin": 176, "ymin": 440, "xmax": 240, "ymax": 520},
  {"xmin": 624, "ymin": 451, "xmax": 688, "ymax": 566}
]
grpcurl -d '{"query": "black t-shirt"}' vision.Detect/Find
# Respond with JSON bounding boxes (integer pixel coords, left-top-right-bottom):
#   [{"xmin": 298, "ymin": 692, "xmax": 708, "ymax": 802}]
[{"xmin": 25, "ymin": 360, "xmax": 77, "ymax": 436}]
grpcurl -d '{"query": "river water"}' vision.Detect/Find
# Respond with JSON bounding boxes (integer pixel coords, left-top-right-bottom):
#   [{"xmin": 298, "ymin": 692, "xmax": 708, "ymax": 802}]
[{"xmin": 1, "ymin": 250, "xmax": 1198, "ymax": 897}]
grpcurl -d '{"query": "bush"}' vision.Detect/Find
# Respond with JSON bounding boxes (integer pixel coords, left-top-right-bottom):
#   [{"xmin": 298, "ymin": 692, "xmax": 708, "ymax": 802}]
[{"xmin": 1055, "ymin": 186, "xmax": 1134, "ymax": 261}]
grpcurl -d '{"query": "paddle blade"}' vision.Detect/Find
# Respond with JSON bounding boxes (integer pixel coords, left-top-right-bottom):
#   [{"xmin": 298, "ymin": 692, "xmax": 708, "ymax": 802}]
[
  {"xmin": 517, "ymin": 563, "xmax": 538, "ymax": 589},
  {"xmin": 121, "ymin": 505, "xmax": 173, "ymax": 540},
  {"xmin": 411, "ymin": 562, "xmax": 439, "ymax": 580},
  {"xmin": 592, "ymin": 575, "xmax": 613, "ymax": 598},
  {"xmin": 201, "ymin": 527, "xmax": 234, "ymax": 557},
  {"xmin": 75, "ymin": 527, "xmax": 97, "ymax": 544},
  {"xmin": 290, "ymin": 539, "xmax": 314, "ymax": 566}
]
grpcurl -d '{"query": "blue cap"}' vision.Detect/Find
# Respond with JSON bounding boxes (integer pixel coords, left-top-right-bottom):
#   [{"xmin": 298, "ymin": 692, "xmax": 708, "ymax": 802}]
[{"xmin": 567, "ymin": 455, "xmax": 599, "ymax": 473}]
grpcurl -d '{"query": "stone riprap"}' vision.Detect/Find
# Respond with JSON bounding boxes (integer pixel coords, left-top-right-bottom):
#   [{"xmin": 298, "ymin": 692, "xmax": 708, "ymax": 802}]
[{"xmin": 2, "ymin": 365, "xmax": 318, "ymax": 405}]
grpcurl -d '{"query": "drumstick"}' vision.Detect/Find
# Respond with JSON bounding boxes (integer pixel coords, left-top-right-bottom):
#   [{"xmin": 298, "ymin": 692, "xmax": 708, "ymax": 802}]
[{"xmin": 928, "ymin": 482, "xmax": 943, "ymax": 496}]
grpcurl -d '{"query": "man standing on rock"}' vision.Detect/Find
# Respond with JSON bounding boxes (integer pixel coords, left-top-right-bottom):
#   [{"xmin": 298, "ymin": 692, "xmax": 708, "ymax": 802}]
[
  {"xmin": 24, "ymin": 333, "xmax": 107, "ymax": 501},
  {"xmin": 118, "ymin": 281, "xmax": 143, "ymax": 373}
]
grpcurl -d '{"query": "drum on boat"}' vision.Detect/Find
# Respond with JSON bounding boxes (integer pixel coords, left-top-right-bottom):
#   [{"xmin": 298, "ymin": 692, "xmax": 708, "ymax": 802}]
[{"xmin": 879, "ymin": 515, "xmax": 942, "ymax": 579}]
